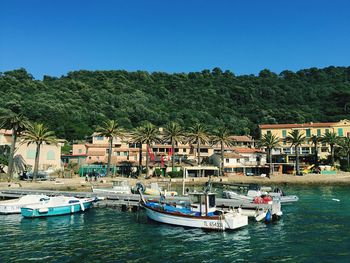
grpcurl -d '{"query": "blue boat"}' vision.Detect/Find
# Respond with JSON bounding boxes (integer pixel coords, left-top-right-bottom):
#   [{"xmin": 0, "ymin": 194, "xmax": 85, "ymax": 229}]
[{"xmin": 21, "ymin": 196, "xmax": 95, "ymax": 218}]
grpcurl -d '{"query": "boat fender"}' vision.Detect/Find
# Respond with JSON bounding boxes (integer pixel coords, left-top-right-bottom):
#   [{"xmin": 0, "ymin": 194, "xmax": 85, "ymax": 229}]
[
  {"xmin": 265, "ymin": 210, "xmax": 272, "ymax": 223},
  {"xmin": 80, "ymin": 200, "xmax": 85, "ymax": 211}
]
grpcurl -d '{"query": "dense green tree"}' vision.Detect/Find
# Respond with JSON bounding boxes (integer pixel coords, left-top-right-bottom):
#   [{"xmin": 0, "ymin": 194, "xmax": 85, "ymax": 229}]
[
  {"xmin": 1, "ymin": 66, "xmax": 350, "ymax": 141},
  {"xmin": 21, "ymin": 123, "xmax": 57, "ymax": 181},
  {"xmin": 286, "ymin": 130, "xmax": 306, "ymax": 175},
  {"xmin": 96, "ymin": 120, "xmax": 124, "ymax": 176},
  {"xmin": 322, "ymin": 132, "xmax": 339, "ymax": 166},
  {"xmin": 0, "ymin": 112, "xmax": 28, "ymax": 180},
  {"xmin": 211, "ymin": 127, "xmax": 235, "ymax": 176},
  {"xmin": 338, "ymin": 137, "xmax": 350, "ymax": 166}
]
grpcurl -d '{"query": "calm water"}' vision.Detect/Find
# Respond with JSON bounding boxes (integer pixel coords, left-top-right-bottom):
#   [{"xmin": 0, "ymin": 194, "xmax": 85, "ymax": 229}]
[{"xmin": 1, "ymin": 186, "xmax": 350, "ymax": 263}]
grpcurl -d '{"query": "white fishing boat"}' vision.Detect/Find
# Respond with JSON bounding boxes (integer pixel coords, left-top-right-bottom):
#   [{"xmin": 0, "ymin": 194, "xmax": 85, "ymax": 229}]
[
  {"xmin": 0, "ymin": 195, "xmax": 49, "ymax": 214},
  {"xmin": 92, "ymin": 180, "xmax": 131, "ymax": 195},
  {"xmin": 140, "ymin": 191, "xmax": 248, "ymax": 231}
]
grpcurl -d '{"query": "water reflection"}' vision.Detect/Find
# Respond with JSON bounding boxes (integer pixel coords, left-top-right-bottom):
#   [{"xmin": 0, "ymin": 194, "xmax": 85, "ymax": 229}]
[{"xmin": 0, "ymin": 186, "xmax": 350, "ymax": 262}]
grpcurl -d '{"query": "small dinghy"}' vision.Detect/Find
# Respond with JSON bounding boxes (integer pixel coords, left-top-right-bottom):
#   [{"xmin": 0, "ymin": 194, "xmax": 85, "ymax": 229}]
[
  {"xmin": 21, "ymin": 196, "xmax": 96, "ymax": 218},
  {"xmin": 140, "ymin": 190, "xmax": 248, "ymax": 231},
  {"xmin": 0, "ymin": 195, "xmax": 49, "ymax": 214}
]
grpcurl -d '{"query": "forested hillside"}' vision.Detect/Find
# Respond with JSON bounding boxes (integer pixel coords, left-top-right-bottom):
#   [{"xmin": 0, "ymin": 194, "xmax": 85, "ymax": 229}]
[{"xmin": 1, "ymin": 67, "xmax": 350, "ymax": 140}]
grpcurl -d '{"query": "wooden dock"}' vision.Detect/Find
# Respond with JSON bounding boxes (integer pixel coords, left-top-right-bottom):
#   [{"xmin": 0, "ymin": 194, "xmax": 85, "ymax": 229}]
[{"xmin": 0, "ymin": 188, "xmax": 281, "ymax": 216}]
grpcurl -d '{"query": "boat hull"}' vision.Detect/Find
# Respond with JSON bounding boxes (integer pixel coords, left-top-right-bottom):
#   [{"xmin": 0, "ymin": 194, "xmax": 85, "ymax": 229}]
[
  {"xmin": 143, "ymin": 205, "xmax": 248, "ymax": 231},
  {"xmin": 21, "ymin": 200, "xmax": 93, "ymax": 218},
  {"xmin": 0, "ymin": 204, "xmax": 22, "ymax": 214},
  {"xmin": 0, "ymin": 195, "xmax": 49, "ymax": 215}
]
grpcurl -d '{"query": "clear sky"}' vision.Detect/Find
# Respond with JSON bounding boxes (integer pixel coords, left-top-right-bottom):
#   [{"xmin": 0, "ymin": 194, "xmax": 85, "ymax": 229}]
[{"xmin": 1, "ymin": 0, "xmax": 349, "ymax": 79}]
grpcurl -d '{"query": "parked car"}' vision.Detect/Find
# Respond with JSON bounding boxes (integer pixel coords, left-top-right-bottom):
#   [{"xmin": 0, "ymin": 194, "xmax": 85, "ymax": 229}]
[{"xmin": 20, "ymin": 171, "xmax": 48, "ymax": 181}]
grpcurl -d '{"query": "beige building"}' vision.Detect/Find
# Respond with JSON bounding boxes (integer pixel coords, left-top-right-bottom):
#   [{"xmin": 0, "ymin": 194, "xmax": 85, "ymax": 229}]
[
  {"xmin": 0, "ymin": 129, "xmax": 63, "ymax": 172},
  {"xmin": 259, "ymin": 119, "xmax": 350, "ymax": 161}
]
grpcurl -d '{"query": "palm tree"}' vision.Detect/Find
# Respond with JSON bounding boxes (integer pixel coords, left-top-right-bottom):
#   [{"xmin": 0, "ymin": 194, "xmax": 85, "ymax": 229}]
[
  {"xmin": 163, "ymin": 122, "xmax": 184, "ymax": 172},
  {"xmin": 322, "ymin": 131, "xmax": 339, "ymax": 166},
  {"xmin": 96, "ymin": 120, "xmax": 124, "ymax": 177},
  {"xmin": 21, "ymin": 123, "xmax": 57, "ymax": 181},
  {"xmin": 187, "ymin": 123, "xmax": 209, "ymax": 168},
  {"xmin": 259, "ymin": 133, "xmax": 280, "ymax": 175},
  {"xmin": 132, "ymin": 123, "xmax": 161, "ymax": 177},
  {"xmin": 338, "ymin": 137, "xmax": 350, "ymax": 166},
  {"xmin": 0, "ymin": 112, "xmax": 28, "ymax": 180},
  {"xmin": 286, "ymin": 130, "xmax": 306, "ymax": 175},
  {"xmin": 211, "ymin": 127, "xmax": 235, "ymax": 177},
  {"xmin": 310, "ymin": 135, "xmax": 320, "ymax": 166}
]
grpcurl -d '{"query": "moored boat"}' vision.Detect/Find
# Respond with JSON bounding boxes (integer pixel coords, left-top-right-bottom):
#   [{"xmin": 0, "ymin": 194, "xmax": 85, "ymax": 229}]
[
  {"xmin": 223, "ymin": 185, "xmax": 298, "ymax": 204},
  {"xmin": 92, "ymin": 180, "xmax": 131, "ymax": 195},
  {"xmin": 140, "ymin": 191, "xmax": 248, "ymax": 231},
  {"xmin": 21, "ymin": 196, "xmax": 95, "ymax": 218},
  {"xmin": 0, "ymin": 195, "xmax": 49, "ymax": 215}
]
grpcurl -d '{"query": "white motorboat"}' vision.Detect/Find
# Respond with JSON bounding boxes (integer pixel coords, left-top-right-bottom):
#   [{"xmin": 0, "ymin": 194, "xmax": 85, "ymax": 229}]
[
  {"xmin": 0, "ymin": 195, "xmax": 49, "ymax": 214},
  {"xmin": 92, "ymin": 180, "xmax": 131, "ymax": 195},
  {"xmin": 140, "ymin": 191, "xmax": 248, "ymax": 231},
  {"xmin": 21, "ymin": 196, "xmax": 95, "ymax": 218},
  {"xmin": 223, "ymin": 186, "xmax": 298, "ymax": 204}
]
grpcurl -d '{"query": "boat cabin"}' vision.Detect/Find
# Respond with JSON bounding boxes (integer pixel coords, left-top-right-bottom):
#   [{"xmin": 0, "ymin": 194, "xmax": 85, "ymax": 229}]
[{"xmin": 189, "ymin": 193, "xmax": 217, "ymax": 216}]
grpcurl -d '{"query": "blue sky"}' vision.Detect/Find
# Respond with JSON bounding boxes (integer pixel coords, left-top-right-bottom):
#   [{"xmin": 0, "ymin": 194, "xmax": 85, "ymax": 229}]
[{"xmin": 1, "ymin": 0, "xmax": 349, "ymax": 79}]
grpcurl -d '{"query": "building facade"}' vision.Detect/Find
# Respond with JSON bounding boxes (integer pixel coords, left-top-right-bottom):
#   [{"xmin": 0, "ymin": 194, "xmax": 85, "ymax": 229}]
[
  {"xmin": 0, "ymin": 129, "xmax": 63, "ymax": 172},
  {"xmin": 259, "ymin": 119, "xmax": 350, "ymax": 162}
]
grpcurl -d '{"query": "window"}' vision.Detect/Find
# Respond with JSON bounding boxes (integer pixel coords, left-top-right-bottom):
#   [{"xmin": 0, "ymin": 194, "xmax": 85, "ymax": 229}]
[
  {"xmin": 325, "ymin": 129, "xmax": 329, "ymax": 134},
  {"xmin": 317, "ymin": 129, "xmax": 321, "ymax": 136},
  {"xmin": 321, "ymin": 147, "xmax": 328, "ymax": 153},
  {"xmin": 47, "ymin": 151, "xmax": 55, "ymax": 160},
  {"xmin": 236, "ymin": 159, "xmax": 240, "ymax": 163},
  {"xmin": 283, "ymin": 141, "xmax": 286, "ymax": 145},
  {"xmin": 283, "ymin": 148, "xmax": 291, "ymax": 154},
  {"xmin": 301, "ymin": 147, "xmax": 309, "ymax": 155},
  {"xmin": 95, "ymin": 136, "xmax": 104, "ymax": 141},
  {"xmin": 106, "ymin": 149, "xmax": 109, "ymax": 154},
  {"xmin": 267, "ymin": 130, "xmax": 271, "ymax": 135},
  {"xmin": 27, "ymin": 149, "xmax": 36, "ymax": 159},
  {"xmin": 282, "ymin": 130, "xmax": 286, "ymax": 138},
  {"xmin": 306, "ymin": 129, "xmax": 311, "ymax": 138},
  {"xmin": 183, "ymin": 149, "xmax": 187, "ymax": 153},
  {"xmin": 338, "ymin": 128, "xmax": 344, "ymax": 137},
  {"xmin": 225, "ymin": 158, "xmax": 229, "ymax": 163},
  {"xmin": 200, "ymin": 149, "xmax": 208, "ymax": 153}
]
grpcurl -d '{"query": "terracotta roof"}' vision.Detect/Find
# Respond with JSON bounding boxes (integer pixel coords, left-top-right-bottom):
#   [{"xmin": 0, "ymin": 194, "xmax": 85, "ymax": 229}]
[
  {"xmin": 231, "ymin": 135, "xmax": 253, "ymax": 142},
  {"xmin": 0, "ymin": 129, "xmax": 13, "ymax": 135},
  {"xmin": 233, "ymin": 148, "xmax": 266, "ymax": 154},
  {"xmin": 259, "ymin": 122, "xmax": 337, "ymax": 129}
]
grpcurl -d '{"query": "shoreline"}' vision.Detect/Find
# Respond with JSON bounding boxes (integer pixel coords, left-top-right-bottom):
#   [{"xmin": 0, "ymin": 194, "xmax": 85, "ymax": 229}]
[{"xmin": 1, "ymin": 172, "xmax": 350, "ymax": 192}]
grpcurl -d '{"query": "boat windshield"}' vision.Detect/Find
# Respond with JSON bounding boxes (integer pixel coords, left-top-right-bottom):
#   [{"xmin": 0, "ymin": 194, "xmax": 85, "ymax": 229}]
[{"xmin": 208, "ymin": 194, "xmax": 216, "ymax": 208}]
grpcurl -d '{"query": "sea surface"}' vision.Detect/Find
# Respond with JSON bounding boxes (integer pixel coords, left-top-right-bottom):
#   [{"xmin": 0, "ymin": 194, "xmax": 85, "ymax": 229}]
[{"xmin": 1, "ymin": 185, "xmax": 350, "ymax": 263}]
